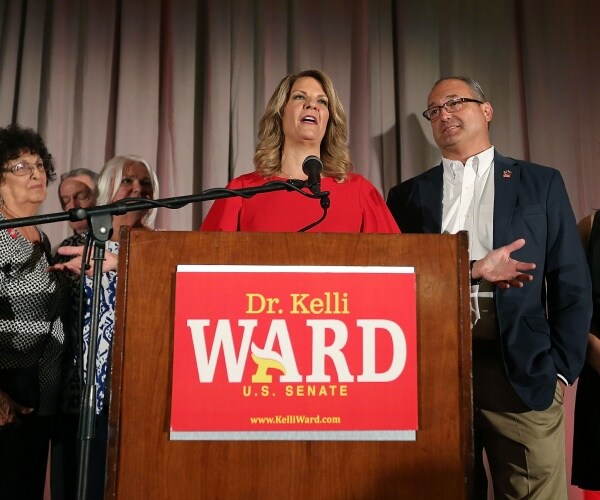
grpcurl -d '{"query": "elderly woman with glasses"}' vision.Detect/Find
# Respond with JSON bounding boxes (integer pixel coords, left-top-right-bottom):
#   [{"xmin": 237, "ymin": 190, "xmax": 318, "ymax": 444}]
[{"xmin": 0, "ymin": 123, "xmax": 69, "ymax": 498}]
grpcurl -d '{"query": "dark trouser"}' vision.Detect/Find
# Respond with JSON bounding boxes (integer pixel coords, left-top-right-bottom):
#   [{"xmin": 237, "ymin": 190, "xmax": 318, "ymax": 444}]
[
  {"xmin": 572, "ymin": 363, "xmax": 600, "ymax": 490},
  {"xmin": 0, "ymin": 414, "xmax": 53, "ymax": 500},
  {"xmin": 51, "ymin": 411, "xmax": 109, "ymax": 500}
]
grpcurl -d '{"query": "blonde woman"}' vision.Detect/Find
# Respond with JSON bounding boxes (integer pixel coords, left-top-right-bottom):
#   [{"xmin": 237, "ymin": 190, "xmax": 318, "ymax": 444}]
[{"xmin": 201, "ymin": 69, "xmax": 399, "ymax": 234}]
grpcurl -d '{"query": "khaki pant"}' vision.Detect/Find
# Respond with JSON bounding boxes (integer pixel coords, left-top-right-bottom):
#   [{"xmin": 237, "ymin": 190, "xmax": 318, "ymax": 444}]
[{"xmin": 473, "ymin": 339, "xmax": 567, "ymax": 500}]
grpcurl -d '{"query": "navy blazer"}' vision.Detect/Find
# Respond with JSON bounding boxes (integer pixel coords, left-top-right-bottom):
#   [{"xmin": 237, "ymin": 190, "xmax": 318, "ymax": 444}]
[{"xmin": 387, "ymin": 151, "xmax": 592, "ymax": 410}]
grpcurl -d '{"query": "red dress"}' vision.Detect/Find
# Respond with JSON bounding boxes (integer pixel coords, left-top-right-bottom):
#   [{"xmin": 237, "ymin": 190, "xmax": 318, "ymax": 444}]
[{"xmin": 200, "ymin": 172, "xmax": 400, "ymax": 234}]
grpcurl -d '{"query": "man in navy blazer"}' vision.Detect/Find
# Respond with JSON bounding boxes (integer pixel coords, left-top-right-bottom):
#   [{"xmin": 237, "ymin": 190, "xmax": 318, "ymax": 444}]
[{"xmin": 387, "ymin": 76, "xmax": 592, "ymax": 499}]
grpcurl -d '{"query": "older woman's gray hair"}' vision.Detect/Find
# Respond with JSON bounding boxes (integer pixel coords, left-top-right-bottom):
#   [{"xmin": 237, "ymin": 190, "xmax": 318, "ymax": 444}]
[{"xmin": 96, "ymin": 155, "xmax": 159, "ymax": 227}]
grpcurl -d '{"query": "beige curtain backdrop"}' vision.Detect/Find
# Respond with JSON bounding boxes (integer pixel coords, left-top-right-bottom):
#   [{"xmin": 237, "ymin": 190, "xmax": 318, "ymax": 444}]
[{"xmin": 1, "ymin": 1, "xmax": 598, "ymax": 498}]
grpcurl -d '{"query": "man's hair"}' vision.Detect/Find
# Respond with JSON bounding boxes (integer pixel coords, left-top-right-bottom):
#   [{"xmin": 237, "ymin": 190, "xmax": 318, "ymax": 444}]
[
  {"xmin": 60, "ymin": 168, "xmax": 99, "ymax": 184},
  {"xmin": 433, "ymin": 76, "xmax": 487, "ymax": 101}
]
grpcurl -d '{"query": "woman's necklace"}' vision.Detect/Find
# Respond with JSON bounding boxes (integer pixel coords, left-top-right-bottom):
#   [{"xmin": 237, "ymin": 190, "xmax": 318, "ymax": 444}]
[{"xmin": 278, "ymin": 170, "xmax": 305, "ymax": 180}]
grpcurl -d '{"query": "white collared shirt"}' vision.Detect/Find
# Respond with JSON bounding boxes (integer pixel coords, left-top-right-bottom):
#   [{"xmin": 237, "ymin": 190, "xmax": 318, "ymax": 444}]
[
  {"xmin": 441, "ymin": 146, "xmax": 495, "ymax": 326},
  {"xmin": 441, "ymin": 146, "xmax": 495, "ymax": 259}
]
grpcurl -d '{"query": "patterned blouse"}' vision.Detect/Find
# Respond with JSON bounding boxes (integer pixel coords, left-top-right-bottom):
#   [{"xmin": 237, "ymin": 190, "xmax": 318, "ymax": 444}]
[
  {"xmin": 0, "ymin": 214, "xmax": 68, "ymax": 415},
  {"xmin": 62, "ymin": 240, "xmax": 119, "ymax": 415}
]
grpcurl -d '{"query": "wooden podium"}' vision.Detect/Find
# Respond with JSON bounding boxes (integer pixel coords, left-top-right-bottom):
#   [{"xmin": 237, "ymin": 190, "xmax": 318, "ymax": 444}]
[{"xmin": 105, "ymin": 230, "xmax": 472, "ymax": 499}]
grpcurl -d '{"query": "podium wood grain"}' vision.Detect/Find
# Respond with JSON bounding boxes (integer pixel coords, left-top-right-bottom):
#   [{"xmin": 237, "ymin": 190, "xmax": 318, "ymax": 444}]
[{"xmin": 106, "ymin": 230, "xmax": 472, "ymax": 499}]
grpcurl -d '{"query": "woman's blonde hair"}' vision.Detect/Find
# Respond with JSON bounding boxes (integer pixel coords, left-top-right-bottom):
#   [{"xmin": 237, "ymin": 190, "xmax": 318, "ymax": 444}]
[
  {"xmin": 254, "ymin": 69, "xmax": 352, "ymax": 181},
  {"xmin": 96, "ymin": 154, "xmax": 159, "ymax": 228}
]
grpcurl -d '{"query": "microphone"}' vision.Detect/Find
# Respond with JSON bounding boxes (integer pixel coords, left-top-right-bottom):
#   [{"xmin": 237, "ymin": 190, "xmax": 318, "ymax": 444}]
[{"xmin": 302, "ymin": 156, "xmax": 323, "ymax": 195}]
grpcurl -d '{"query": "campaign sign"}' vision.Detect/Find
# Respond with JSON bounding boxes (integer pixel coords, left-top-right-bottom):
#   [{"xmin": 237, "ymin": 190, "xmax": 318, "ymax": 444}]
[{"xmin": 170, "ymin": 265, "xmax": 418, "ymax": 441}]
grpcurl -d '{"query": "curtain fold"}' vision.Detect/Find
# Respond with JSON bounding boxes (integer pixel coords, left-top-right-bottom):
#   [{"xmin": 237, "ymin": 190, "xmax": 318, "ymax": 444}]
[{"xmin": 0, "ymin": 0, "xmax": 596, "ymax": 247}]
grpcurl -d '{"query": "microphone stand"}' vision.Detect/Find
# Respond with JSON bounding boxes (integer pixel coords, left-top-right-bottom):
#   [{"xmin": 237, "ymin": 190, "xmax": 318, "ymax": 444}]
[
  {"xmin": 0, "ymin": 178, "xmax": 329, "ymax": 500},
  {"xmin": 76, "ymin": 213, "xmax": 111, "ymax": 500}
]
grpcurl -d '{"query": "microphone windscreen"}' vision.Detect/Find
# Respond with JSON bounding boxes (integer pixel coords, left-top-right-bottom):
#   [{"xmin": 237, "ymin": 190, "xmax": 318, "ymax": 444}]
[{"xmin": 302, "ymin": 156, "xmax": 323, "ymax": 176}]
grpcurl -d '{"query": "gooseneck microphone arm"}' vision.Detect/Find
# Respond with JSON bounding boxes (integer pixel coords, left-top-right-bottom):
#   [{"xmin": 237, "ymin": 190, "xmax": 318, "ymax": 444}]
[{"xmin": 0, "ymin": 178, "xmax": 329, "ymax": 231}]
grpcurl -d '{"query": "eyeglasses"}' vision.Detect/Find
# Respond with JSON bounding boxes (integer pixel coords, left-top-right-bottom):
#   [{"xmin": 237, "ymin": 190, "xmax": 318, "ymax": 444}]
[
  {"xmin": 3, "ymin": 159, "xmax": 46, "ymax": 176},
  {"xmin": 422, "ymin": 97, "xmax": 483, "ymax": 121}
]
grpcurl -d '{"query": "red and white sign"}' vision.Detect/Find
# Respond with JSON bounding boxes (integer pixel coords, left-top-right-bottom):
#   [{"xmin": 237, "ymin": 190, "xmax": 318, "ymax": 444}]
[{"xmin": 170, "ymin": 265, "xmax": 418, "ymax": 441}]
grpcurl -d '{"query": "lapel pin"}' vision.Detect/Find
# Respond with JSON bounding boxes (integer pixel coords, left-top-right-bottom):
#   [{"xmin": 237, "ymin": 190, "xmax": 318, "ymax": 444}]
[{"xmin": 502, "ymin": 169, "xmax": 512, "ymax": 179}]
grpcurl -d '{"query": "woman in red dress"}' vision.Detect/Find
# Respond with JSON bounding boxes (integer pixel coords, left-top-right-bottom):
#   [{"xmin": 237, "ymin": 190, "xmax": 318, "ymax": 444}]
[{"xmin": 201, "ymin": 69, "xmax": 399, "ymax": 234}]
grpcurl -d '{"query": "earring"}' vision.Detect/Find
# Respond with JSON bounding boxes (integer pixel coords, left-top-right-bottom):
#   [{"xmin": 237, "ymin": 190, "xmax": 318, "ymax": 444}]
[{"xmin": 0, "ymin": 195, "xmax": 4, "ymax": 208}]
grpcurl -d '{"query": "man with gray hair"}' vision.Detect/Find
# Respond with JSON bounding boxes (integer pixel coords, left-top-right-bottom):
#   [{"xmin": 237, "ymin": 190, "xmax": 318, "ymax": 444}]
[
  {"xmin": 51, "ymin": 167, "xmax": 98, "ymax": 497},
  {"xmin": 58, "ymin": 168, "xmax": 98, "ymax": 236},
  {"xmin": 387, "ymin": 76, "xmax": 592, "ymax": 498}
]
